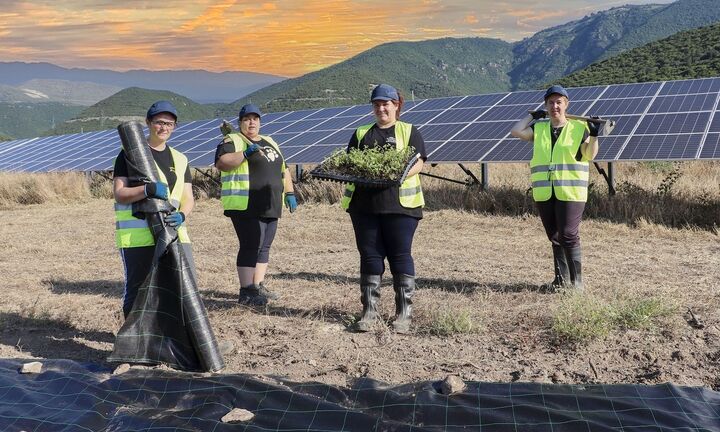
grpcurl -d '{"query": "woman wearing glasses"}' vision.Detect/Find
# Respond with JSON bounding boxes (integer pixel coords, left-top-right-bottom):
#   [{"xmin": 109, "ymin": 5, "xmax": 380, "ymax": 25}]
[{"xmin": 112, "ymin": 100, "xmax": 196, "ymax": 318}]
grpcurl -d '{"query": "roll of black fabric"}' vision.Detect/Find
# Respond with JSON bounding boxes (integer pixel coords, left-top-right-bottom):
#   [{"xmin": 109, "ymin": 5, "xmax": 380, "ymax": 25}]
[{"xmin": 110, "ymin": 121, "xmax": 224, "ymax": 373}]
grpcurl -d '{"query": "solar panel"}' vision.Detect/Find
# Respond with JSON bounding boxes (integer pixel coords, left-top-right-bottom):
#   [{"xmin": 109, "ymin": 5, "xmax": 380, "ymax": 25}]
[{"xmin": 1, "ymin": 77, "xmax": 720, "ymax": 172}]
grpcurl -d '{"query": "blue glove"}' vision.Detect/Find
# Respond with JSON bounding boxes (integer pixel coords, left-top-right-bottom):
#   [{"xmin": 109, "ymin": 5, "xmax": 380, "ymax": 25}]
[
  {"xmin": 284, "ymin": 192, "xmax": 298, "ymax": 213},
  {"xmin": 164, "ymin": 211, "xmax": 185, "ymax": 228},
  {"xmin": 144, "ymin": 182, "xmax": 169, "ymax": 200},
  {"xmin": 243, "ymin": 143, "xmax": 261, "ymax": 159}
]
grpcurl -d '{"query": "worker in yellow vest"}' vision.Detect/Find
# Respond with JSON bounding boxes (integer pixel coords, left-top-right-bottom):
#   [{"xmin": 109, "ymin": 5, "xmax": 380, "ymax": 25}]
[
  {"xmin": 510, "ymin": 85, "xmax": 600, "ymax": 291},
  {"xmin": 343, "ymin": 84, "xmax": 426, "ymax": 334},
  {"xmin": 113, "ymin": 101, "xmax": 195, "ymax": 317},
  {"xmin": 215, "ymin": 104, "xmax": 297, "ymax": 306}
]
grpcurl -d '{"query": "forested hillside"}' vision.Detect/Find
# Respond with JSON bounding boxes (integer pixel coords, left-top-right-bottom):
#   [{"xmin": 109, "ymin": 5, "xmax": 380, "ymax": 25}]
[
  {"xmin": 219, "ymin": 38, "xmax": 513, "ymax": 116},
  {"xmin": 558, "ymin": 23, "xmax": 720, "ymax": 87},
  {"xmin": 46, "ymin": 88, "xmax": 220, "ymax": 136}
]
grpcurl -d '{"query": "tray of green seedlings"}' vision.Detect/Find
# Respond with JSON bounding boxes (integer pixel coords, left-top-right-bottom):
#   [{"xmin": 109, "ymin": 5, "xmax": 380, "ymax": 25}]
[{"xmin": 310, "ymin": 145, "xmax": 420, "ymax": 188}]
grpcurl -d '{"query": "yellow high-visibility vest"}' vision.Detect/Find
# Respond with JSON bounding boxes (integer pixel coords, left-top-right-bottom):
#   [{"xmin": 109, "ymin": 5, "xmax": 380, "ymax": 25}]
[
  {"xmin": 220, "ymin": 133, "xmax": 286, "ymax": 211},
  {"xmin": 341, "ymin": 121, "xmax": 424, "ymax": 209},
  {"xmin": 115, "ymin": 146, "xmax": 190, "ymax": 248},
  {"xmin": 530, "ymin": 119, "xmax": 590, "ymax": 202}
]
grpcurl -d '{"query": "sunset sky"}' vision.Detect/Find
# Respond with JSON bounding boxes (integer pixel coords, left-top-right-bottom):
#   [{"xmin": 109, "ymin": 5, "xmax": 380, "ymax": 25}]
[{"xmin": 2, "ymin": 0, "xmax": 675, "ymax": 77}]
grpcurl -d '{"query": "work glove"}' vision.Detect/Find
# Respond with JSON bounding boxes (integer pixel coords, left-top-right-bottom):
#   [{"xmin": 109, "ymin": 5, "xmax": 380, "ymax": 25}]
[
  {"xmin": 284, "ymin": 192, "xmax": 298, "ymax": 213},
  {"xmin": 530, "ymin": 109, "xmax": 547, "ymax": 120},
  {"xmin": 587, "ymin": 116, "xmax": 602, "ymax": 137},
  {"xmin": 144, "ymin": 182, "xmax": 169, "ymax": 200},
  {"xmin": 243, "ymin": 143, "xmax": 261, "ymax": 159},
  {"xmin": 164, "ymin": 211, "xmax": 185, "ymax": 228}
]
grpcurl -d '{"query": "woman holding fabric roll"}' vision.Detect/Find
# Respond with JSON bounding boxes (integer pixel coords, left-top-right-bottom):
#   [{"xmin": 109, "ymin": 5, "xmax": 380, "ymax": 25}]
[
  {"xmin": 112, "ymin": 100, "xmax": 195, "ymax": 318},
  {"xmin": 215, "ymin": 103, "xmax": 297, "ymax": 306},
  {"xmin": 510, "ymin": 85, "xmax": 600, "ymax": 292},
  {"xmin": 343, "ymin": 84, "xmax": 426, "ymax": 334}
]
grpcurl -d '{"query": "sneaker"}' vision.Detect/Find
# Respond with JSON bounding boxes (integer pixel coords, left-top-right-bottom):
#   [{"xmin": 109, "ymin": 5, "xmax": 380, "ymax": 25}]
[
  {"xmin": 257, "ymin": 282, "xmax": 279, "ymax": 300},
  {"xmin": 238, "ymin": 286, "xmax": 268, "ymax": 306}
]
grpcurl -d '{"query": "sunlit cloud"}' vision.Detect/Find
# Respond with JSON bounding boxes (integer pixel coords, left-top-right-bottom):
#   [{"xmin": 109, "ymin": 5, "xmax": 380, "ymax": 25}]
[{"xmin": 2, "ymin": 0, "xmax": 676, "ymax": 76}]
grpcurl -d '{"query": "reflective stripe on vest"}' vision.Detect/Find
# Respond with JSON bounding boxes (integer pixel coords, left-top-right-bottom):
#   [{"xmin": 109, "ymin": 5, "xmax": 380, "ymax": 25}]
[
  {"xmin": 341, "ymin": 121, "xmax": 424, "ymax": 209},
  {"xmin": 114, "ymin": 146, "xmax": 191, "ymax": 248},
  {"xmin": 220, "ymin": 133, "xmax": 286, "ymax": 211},
  {"xmin": 530, "ymin": 119, "xmax": 589, "ymax": 202}
]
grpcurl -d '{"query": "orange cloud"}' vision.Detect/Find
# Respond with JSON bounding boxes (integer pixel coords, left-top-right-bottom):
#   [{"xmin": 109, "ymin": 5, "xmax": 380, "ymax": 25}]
[{"xmin": 464, "ymin": 14, "xmax": 479, "ymax": 24}]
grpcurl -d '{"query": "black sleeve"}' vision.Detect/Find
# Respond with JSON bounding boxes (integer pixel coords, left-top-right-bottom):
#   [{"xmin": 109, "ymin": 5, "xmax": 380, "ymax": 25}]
[
  {"xmin": 184, "ymin": 163, "xmax": 192, "ymax": 183},
  {"xmin": 214, "ymin": 138, "xmax": 237, "ymax": 165},
  {"xmin": 409, "ymin": 125, "xmax": 427, "ymax": 161},
  {"xmin": 575, "ymin": 130, "xmax": 590, "ymax": 161},
  {"xmin": 112, "ymin": 150, "xmax": 128, "ymax": 178},
  {"xmin": 347, "ymin": 130, "xmax": 359, "ymax": 152}
]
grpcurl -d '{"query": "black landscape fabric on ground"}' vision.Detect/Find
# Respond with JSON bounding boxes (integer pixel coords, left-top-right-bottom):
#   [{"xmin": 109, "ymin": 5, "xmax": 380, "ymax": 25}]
[
  {"xmin": 1, "ymin": 359, "xmax": 718, "ymax": 431},
  {"xmin": 107, "ymin": 121, "xmax": 224, "ymax": 372}
]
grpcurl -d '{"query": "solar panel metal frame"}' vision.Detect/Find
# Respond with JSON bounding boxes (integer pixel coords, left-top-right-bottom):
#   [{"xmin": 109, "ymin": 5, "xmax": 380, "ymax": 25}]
[{"xmin": 1, "ymin": 77, "xmax": 719, "ymax": 173}]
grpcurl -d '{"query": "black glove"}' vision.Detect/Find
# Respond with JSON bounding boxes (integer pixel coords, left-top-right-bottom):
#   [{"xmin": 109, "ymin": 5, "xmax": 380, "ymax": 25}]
[
  {"xmin": 530, "ymin": 109, "xmax": 547, "ymax": 120},
  {"xmin": 587, "ymin": 116, "xmax": 602, "ymax": 137}
]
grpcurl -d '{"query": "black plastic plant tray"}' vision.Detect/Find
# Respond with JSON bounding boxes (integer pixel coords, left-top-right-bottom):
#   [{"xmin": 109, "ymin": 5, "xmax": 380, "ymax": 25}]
[{"xmin": 308, "ymin": 169, "xmax": 400, "ymax": 188}]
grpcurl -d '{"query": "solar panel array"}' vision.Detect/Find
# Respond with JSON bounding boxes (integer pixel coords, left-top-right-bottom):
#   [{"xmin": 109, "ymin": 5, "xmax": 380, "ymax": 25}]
[{"xmin": 1, "ymin": 77, "xmax": 719, "ymax": 172}]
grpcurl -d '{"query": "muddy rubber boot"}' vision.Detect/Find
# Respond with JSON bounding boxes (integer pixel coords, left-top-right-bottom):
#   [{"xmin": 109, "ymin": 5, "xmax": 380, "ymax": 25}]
[
  {"xmin": 238, "ymin": 284, "xmax": 269, "ymax": 306},
  {"xmin": 257, "ymin": 281, "xmax": 279, "ymax": 300},
  {"xmin": 392, "ymin": 274, "xmax": 415, "ymax": 334},
  {"xmin": 356, "ymin": 274, "xmax": 381, "ymax": 332},
  {"xmin": 542, "ymin": 245, "xmax": 570, "ymax": 292},
  {"xmin": 565, "ymin": 246, "xmax": 585, "ymax": 292}
]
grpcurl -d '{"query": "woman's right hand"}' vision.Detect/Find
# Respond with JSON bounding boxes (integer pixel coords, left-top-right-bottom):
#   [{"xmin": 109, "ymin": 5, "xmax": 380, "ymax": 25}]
[{"xmin": 243, "ymin": 143, "xmax": 261, "ymax": 159}]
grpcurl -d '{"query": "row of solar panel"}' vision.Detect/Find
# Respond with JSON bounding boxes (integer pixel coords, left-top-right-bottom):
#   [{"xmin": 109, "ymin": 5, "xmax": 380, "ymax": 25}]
[{"xmin": 1, "ymin": 77, "xmax": 719, "ymax": 172}]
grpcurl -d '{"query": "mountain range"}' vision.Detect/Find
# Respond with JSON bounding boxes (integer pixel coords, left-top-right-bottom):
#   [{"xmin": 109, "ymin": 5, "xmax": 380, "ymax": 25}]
[
  {"xmin": 0, "ymin": 62, "xmax": 284, "ymax": 104},
  {"xmin": 3, "ymin": 0, "xmax": 720, "ymax": 139},
  {"xmin": 224, "ymin": 0, "xmax": 720, "ymax": 115}
]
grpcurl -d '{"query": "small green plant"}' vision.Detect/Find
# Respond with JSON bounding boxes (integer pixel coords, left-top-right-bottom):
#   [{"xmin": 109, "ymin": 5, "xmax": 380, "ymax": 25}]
[
  {"xmin": 316, "ymin": 145, "xmax": 415, "ymax": 180},
  {"xmin": 656, "ymin": 161, "xmax": 683, "ymax": 196},
  {"xmin": 551, "ymin": 293, "xmax": 612, "ymax": 344},
  {"xmin": 427, "ymin": 307, "xmax": 477, "ymax": 336},
  {"xmin": 611, "ymin": 298, "xmax": 676, "ymax": 330}
]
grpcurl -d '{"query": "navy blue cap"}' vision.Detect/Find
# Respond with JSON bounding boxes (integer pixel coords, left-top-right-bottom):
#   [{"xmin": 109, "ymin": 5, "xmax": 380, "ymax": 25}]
[
  {"xmin": 544, "ymin": 85, "xmax": 569, "ymax": 100},
  {"xmin": 239, "ymin": 103, "xmax": 262, "ymax": 119},
  {"xmin": 146, "ymin": 100, "xmax": 178, "ymax": 120},
  {"xmin": 370, "ymin": 84, "xmax": 399, "ymax": 102}
]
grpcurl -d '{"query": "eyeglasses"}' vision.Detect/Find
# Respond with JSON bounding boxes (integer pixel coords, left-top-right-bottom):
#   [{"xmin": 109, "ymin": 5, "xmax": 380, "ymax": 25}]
[{"xmin": 151, "ymin": 120, "xmax": 176, "ymax": 128}]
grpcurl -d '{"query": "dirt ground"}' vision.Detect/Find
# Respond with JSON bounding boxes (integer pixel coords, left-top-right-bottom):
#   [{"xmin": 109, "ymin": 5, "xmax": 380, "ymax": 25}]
[{"xmin": 0, "ymin": 199, "xmax": 718, "ymax": 390}]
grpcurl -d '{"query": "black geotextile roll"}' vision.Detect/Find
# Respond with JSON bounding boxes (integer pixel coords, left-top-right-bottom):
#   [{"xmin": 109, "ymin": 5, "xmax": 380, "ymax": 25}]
[{"xmin": 109, "ymin": 121, "xmax": 224, "ymax": 372}]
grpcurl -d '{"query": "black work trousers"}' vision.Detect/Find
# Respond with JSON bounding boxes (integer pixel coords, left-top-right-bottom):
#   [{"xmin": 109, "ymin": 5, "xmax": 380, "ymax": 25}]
[
  {"xmin": 535, "ymin": 196, "xmax": 586, "ymax": 248},
  {"xmin": 350, "ymin": 212, "xmax": 419, "ymax": 276},
  {"xmin": 230, "ymin": 216, "xmax": 278, "ymax": 267}
]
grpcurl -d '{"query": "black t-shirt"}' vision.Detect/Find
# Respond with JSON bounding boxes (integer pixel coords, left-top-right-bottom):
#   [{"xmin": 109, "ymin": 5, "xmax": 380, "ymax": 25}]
[
  {"xmin": 531, "ymin": 121, "xmax": 589, "ymax": 161},
  {"xmin": 113, "ymin": 146, "xmax": 192, "ymax": 191},
  {"xmin": 346, "ymin": 123, "xmax": 427, "ymax": 218},
  {"xmin": 215, "ymin": 135, "xmax": 285, "ymax": 219}
]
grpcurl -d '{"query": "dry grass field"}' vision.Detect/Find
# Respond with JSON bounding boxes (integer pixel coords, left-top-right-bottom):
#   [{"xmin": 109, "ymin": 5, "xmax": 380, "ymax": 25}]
[{"xmin": 0, "ymin": 163, "xmax": 718, "ymax": 390}]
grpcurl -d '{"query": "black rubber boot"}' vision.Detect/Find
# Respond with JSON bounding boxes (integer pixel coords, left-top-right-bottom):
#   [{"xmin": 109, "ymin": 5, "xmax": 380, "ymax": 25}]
[
  {"xmin": 356, "ymin": 274, "xmax": 381, "ymax": 332},
  {"xmin": 392, "ymin": 274, "xmax": 415, "ymax": 334},
  {"xmin": 257, "ymin": 281, "xmax": 279, "ymax": 300},
  {"xmin": 564, "ymin": 246, "xmax": 585, "ymax": 292},
  {"xmin": 542, "ymin": 245, "xmax": 570, "ymax": 292},
  {"xmin": 238, "ymin": 284, "xmax": 269, "ymax": 306}
]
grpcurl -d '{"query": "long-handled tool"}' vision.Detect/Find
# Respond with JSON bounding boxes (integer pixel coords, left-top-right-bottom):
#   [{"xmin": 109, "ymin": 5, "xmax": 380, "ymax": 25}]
[{"xmin": 529, "ymin": 110, "xmax": 617, "ymax": 136}]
